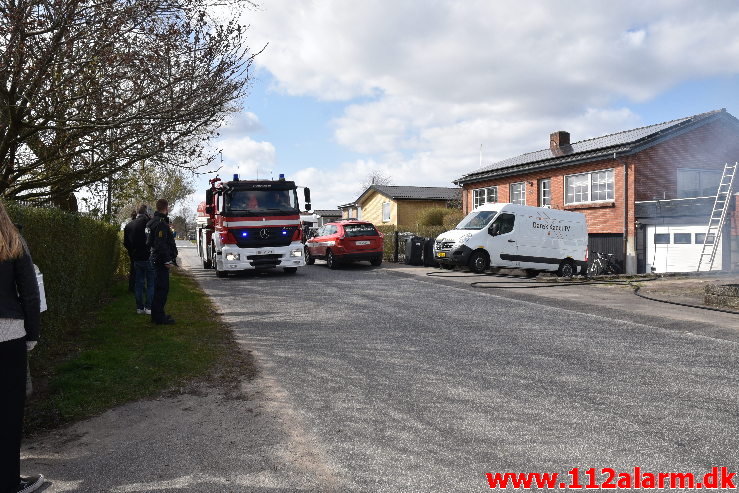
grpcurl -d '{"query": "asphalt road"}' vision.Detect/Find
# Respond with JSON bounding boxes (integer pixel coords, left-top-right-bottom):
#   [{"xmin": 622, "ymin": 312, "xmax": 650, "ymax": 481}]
[{"xmin": 179, "ymin": 244, "xmax": 738, "ymax": 492}]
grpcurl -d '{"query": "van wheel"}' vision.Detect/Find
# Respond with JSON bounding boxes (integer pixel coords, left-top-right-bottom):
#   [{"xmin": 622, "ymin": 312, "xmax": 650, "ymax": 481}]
[
  {"xmin": 557, "ymin": 259, "xmax": 576, "ymax": 278},
  {"xmin": 283, "ymin": 267, "xmax": 297, "ymax": 274},
  {"xmin": 326, "ymin": 250, "xmax": 339, "ymax": 270},
  {"xmin": 468, "ymin": 250, "xmax": 489, "ymax": 274},
  {"xmin": 370, "ymin": 257, "xmax": 382, "ymax": 267}
]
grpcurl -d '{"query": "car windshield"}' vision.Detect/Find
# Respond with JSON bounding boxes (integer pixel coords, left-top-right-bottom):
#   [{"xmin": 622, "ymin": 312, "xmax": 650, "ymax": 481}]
[
  {"xmin": 455, "ymin": 210, "xmax": 497, "ymax": 230},
  {"xmin": 343, "ymin": 223, "xmax": 379, "ymax": 237},
  {"xmin": 226, "ymin": 189, "xmax": 298, "ymax": 213}
]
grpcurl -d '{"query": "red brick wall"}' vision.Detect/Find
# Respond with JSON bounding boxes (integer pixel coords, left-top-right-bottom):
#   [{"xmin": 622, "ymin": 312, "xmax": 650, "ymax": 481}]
[
  {"xmin": 634, "ymin": 119, "xmax": 739, "ymax": 201},
  {"xmin": 463, "ymin": 118, "xmax": 739, "ymax": 239},
  {"xmin": 463, "ymin": 158, "xmax": 631, "ymax": 235}
]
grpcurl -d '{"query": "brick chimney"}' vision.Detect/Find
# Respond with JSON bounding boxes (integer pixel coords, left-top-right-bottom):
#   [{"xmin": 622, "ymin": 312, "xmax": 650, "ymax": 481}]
[{"xmin": 550, "ymin": 131, "xmax": 570, "ymax": 151}]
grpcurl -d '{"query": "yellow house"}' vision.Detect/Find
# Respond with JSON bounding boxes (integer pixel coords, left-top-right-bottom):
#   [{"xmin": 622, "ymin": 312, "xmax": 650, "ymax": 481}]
[{"xmin": 338, "ymin": 185, "xmax": 461, "ymax": 227}]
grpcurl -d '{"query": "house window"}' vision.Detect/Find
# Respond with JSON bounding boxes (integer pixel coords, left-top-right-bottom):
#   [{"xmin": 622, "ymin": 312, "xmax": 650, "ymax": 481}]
[
  {"xmin": 357, "ymin": 206, "xmax": 362, "ymax": 220},
  {"xmin": 472, "ymin": 186, "xmax": 498, "ymax": 208},
  {"xmin": 510, "ymin": 182, "xmax": 526, "ymax": 205},
  {"xmin": 565, "ymin": 169, "xmax": 614, "ymax": 204},
  {"xmin": 673, "ymin": 233, "xmax": 691, "ymax": 244},
  {"xmin": 654, "ymin": 233, "xmax": 670, "ymax": 244},
  {"xmin": 695, "ymin": 233, "xmax": 715, "ymax": 245},
  {"xmin": 677, "ymin": 169, "xmax": 722, "ymax": 198},
  {"xmin": 539, "ymin": 179, "xmax": 551, "ymax": 206},
  {"xmin": 382, "ymin": 202, "xmax": 391, "ymax": 222}
]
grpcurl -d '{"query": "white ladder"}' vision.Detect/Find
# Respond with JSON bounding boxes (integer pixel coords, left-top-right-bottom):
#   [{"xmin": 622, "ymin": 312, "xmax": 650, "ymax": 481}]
[{"xmin": 697, "ymin": 162, "xmax": 736, "ymax": 272}]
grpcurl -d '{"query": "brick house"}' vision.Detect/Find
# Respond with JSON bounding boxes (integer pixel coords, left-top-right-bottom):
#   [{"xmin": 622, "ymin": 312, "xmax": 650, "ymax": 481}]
[
  {"xmin": 339, "ymin": 185, "xmax": 461, "ymax": 227},
  {"xmin": 454, "ymin": 109, "xmax": 739, "ymax": 274}
]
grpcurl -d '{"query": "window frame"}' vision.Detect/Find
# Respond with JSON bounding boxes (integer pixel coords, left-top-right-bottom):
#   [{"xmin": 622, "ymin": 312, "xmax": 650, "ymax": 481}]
[
  {"xmin": 538, "ymin": 178, "xmax": 551, "ymax": 207},
  {"xmin": 472, "ymin": 186, "xmax": 498, "ymax": 208},
  {"xmin": 676, "ymin": 168, "xmax": 723, "ymax": 199},
  {"xmin": 565, "ymin": 168, "xmax": 615, "ymax": 205},
  {"xmin": 382, "ymin": 202, "xmax": 391, "ymax": 223},
  {"xmin": 510, "ymin": 182, "xmax": 526, "ymax": 205}
]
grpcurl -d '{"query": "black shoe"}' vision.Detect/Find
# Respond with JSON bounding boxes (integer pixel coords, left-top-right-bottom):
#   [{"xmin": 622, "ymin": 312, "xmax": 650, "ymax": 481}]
[
  {"xmin": 153, "ymin": 316, "xmax": 175, "ymax": 325},
  {"xmin": 15, "ymin": 474, "xmax": 44, "ymax": 493}
]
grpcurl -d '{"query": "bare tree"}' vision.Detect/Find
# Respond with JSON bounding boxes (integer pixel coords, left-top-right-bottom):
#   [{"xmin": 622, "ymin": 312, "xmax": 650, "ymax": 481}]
[
  {"xmin": 0, "ymin": 0, "xmax": 257, "ymax": 208},
  {"xmin": 357, "ymin": 170, "xmax": 392, "ymax": 195}
]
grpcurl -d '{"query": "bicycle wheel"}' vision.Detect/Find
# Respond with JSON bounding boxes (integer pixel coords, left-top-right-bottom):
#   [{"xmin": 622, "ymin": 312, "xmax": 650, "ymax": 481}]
[{"xmin": 587, "ymin": 260, "xmax": 602, "ymax": 277}]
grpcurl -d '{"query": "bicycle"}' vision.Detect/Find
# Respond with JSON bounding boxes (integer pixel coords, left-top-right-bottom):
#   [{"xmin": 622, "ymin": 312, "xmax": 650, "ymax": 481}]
[{"xmin": 587, "ymin": 252, "xmax": 621, "ymax": 276}]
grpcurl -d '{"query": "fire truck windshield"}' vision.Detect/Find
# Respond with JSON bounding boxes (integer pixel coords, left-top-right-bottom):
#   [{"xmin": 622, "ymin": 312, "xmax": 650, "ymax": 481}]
[{"xmin": 226, "ymin": 189, "xmax": 298, "ymax": 213}]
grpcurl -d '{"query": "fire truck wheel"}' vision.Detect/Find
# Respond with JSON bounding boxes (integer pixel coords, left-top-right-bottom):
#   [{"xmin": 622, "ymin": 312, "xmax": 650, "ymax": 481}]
[
  {"xmin": 326, "ymin": 250, "xmax": 339, "ymax": 270},
  {"xmin": 305, "ymin": 247, "xmax": 315, "ymax": 265},
  {"xmin": 370, "ymin": 257, "xmax": 382, "ymax": 267},
  {"xmin": 283, "ymin": 267, "xmax": 298, "ymax": 274},
  {"xmin": 212, "ymin": 244, "xmax": 228, "ymax": 278}
]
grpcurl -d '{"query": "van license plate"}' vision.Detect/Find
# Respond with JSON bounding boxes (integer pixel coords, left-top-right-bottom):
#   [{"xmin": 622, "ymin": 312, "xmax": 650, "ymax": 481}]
[
  {"xmin": 437, "ymin": 252, "xmax": 446, "ymax": 257},
  {"xmin": 356, "ymin": 240, "xmax": 370, "ymax": 245},
  {"xmin": 257, "ymin": 250, "xmax": 273, "ymax": 255}
]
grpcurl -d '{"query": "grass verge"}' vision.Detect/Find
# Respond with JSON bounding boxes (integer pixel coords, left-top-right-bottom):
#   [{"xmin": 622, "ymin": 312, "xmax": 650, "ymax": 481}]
[{"xmin": 25, "ymin": 270, "xmax": 255, "ymax": 434}]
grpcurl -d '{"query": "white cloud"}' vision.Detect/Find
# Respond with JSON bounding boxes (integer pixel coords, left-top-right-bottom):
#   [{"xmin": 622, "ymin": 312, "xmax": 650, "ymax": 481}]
[
  {"xmin": 216, "ymin": 135, "xmax": 276, "ymax": 179},
  {"xmin": 238, "ymin": 0, "xmax": 739, "ymax": 209}
]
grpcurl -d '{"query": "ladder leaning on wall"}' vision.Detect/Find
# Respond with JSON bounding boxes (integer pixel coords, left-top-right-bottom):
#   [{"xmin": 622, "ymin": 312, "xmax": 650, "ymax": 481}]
[{"xmin": 697, "ymin": 162, "xmax": 737, "ymax": 272}]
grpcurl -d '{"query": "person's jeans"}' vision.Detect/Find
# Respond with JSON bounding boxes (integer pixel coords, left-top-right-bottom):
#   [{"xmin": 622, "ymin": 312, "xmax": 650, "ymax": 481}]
[
  {"xmin": 134, "ymin": 260, "xmax": 156, "ymax": 310},
  {"xmin": 151, "ymin": 264, "xmax": 170, "ymax": 323}
]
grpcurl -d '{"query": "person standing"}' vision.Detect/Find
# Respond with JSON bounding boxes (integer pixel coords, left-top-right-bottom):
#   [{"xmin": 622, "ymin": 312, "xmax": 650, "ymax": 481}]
[
  {"xmin": 124, "ymin": 204, "xmax": 155, "ymax": 315},
  {"xmin": 123, "ymin": 209, "xmax": 137, "ymax": 292},
  {"xmin": 146, "ymin": 199, "xmax": 178, "ymax": 325},
  {"xmin": 0, "ymin": 202, "xmax": 45, "ymax": 493}
]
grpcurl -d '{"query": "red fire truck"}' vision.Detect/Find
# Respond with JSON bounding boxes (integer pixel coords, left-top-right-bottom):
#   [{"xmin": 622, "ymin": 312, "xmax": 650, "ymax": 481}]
[{"xmin": 196, "ymin": 174, "xmax": 311, "ymax": 277}]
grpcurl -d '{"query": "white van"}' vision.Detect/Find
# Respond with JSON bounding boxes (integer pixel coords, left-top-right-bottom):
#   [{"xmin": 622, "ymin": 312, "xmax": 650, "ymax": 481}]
[{"xmin": 433, "ymin": 203, "xmax": 588, "ymax": 276}]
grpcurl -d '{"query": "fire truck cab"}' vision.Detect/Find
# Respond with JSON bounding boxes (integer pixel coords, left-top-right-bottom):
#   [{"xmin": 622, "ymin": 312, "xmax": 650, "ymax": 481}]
[{"xmin": 196, "ymin": 174, "xmax": 311, "ymax": 277}]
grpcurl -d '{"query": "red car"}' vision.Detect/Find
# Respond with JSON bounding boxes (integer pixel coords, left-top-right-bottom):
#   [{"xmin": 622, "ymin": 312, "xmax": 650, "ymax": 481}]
[{"xmin": 305, "ymin": 221, "xmax": 384, "ymax": 269}]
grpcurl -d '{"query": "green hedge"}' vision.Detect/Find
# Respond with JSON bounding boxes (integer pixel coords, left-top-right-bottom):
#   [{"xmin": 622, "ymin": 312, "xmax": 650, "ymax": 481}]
[{"xmin": 5, "ymin": 202, "xmax": 122, "ymax": 335}]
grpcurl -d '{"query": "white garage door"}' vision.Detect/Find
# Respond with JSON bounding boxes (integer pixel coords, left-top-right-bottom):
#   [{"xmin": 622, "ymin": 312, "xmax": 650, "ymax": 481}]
[{"xmin": 646, "ymin": 225, "xmax": 723, "ymax": 273}]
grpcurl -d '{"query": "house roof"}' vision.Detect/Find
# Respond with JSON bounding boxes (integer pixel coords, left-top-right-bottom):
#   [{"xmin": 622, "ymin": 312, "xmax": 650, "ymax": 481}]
[
  {"xmin": 313, "ymin": 209, "xmax": 341, "ymax": 217},
  {"xmin": 357, "ymin": 185, "xmax": 461, "ymax": 204},
  {"xmin": 455, "ymin": 109, "xmax": 739, "ymax": 185}
]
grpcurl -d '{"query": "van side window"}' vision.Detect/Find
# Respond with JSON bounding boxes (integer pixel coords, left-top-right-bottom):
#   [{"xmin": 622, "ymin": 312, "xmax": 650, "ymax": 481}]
[{"xmin": 491, "ymin": 213, "xmax": 515, "ymax": 235}]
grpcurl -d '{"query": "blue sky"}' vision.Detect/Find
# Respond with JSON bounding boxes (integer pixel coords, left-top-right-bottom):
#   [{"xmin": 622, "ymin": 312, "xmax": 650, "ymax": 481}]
[{"xmin": 181, "ymin": 1, "xmax": 739, "ymax": 214}]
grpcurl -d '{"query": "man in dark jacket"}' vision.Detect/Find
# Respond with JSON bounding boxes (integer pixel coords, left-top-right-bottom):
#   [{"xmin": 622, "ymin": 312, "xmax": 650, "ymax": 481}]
[
  {"xmin": 146, "ymin": 199, "xmax": 178, "ymax": 325},
  {"xmin": 124, "ymin": 204, "xmax": 154, "ymax": 315},
  {"xmin": 123, "ymin": 209, "xmax": 137, "ymax": 292}
]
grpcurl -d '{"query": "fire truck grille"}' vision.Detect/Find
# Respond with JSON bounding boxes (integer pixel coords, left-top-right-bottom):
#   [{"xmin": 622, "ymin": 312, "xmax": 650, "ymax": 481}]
[
  {"xmin": 246, "ymin": 254, "xmax": 282, "ymax": 268},
  {"xmin": 231, "ymin": 226, "xmax": 297, "ymax": 248}
]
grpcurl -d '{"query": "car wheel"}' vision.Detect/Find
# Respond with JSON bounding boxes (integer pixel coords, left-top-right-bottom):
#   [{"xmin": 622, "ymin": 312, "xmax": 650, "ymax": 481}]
[
  {"xmin": 326, "ymin": 250, "xmax": 339, "ymax": 270},
  {"xmin": 468, "ymin": 250, "xmax": 489, "ymax": 274},
  {"xmin": 370, "ymin": 257, "xmax": 382, "ymax": 267},
  {"xmin": 305, "ymin": 247, "xmax": 315, "ymax": 265},
  {"xmin": 557, "ymin": 259, "xmax": 576, "ymax": 278},
  {"xmin": 283, "ymin": 267, "xmax": 298, "ymax": 274}
]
